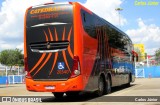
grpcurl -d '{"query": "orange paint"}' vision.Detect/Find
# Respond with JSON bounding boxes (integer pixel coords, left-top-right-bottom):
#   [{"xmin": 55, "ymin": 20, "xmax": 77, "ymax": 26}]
[
  {"xmin": 29, "ymin": 53, "xmax": 46, "ymax": 74},
  {"xmin": 54, "ymin": 28, "xmax": 58, "ymax": 41},
  {"xmin": 67, "ymin": 27, "xmax": 73, "ymax": 58},
  {"xmin": 24, "ymin": 7, "xmax": 30, "ymax": 71},
  {"xmin": 33, "ymin": 53, "xmax": 52, "ymax": 77},
  {"xmin": 62, "ymin": 27, "xmax": 66, "ymax": 40},
  {"xmin": 49, "ymin": 52, "xmax": 58, "ymax": 75},
  {"xmin": 26, "ymin": 75, "xmax": 84, "ymax": 92},
  {"xmin": 43, "ymin": 30, "xmax": 49, "ymax": 41},
  {"xmin": 62, "ymin": 50, "xmax": 71, "ymax": 73},
  {"xmin": 48, "ymin": 28, "xmax": 53, "ymax": 41}
]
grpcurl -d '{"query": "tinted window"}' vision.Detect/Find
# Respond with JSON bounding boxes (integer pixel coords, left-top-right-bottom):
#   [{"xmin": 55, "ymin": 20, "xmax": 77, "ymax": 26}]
[
  {"xmin": 27, "ymin": 4, "xmax": 73, "ymax": 27},
  {"xmin": 81, "ymin": 9, "xmax": 96, "ymax": 38}
]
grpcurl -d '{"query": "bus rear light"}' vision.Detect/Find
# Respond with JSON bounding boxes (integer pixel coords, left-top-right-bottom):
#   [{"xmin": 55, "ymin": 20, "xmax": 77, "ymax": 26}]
[
  {"xmin": 69, "ymin": 2, "xmax": 73, "ymax": 4},
  {"xmin": 25, "ymin": 71, "xmax": 32, "ymax": 79},
  {"xmin": 70, "ymin": 56, "xmax": 81, "ymax": 78},
  {"xmin": 24, "ymin": 58, "xmax": 32, "ymax": 79}
]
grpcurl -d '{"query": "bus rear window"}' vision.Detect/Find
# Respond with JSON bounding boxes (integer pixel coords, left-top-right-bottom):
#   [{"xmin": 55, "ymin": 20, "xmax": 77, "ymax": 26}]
[{"xmin": 26, "ymin": 4, "xmax": 73, "ymax": 28}]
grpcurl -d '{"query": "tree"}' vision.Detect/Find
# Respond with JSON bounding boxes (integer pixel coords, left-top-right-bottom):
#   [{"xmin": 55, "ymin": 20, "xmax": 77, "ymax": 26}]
[
  {"xmin": 155, "ymin": 48, "xmax": 160, "ymax": 65},
  {"xmin": 0, "ymin": 49, "xmax": 23, "ymax": 74},
  {"xmin": 134, "ymin": 46, "xmax": 142, "ymax": 62}
]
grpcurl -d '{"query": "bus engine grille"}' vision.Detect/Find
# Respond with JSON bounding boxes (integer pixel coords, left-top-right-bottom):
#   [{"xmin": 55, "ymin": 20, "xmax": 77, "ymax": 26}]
[{"xmin": 30, "ymin": 41, "xmax": 69, "ymax": 53}]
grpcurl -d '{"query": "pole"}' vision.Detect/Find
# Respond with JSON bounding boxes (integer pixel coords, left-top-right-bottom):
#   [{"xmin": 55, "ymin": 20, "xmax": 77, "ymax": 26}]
[
  {"xmin": 147, "ymin": 56, "xmax": 149, "ymax": 67},
  {"xmin": 5, "ymin": 67, "xmax": 8, "ymax": 87},
  {"xmin": 115, "ymin": 8, "xmax": 123, "ymax": 27},
  {"xmin": 5, "ymin": 67, "xmax": 7, "ymax": 76},
  {"xmin": 118, "ymin": 11, "xmax": 120, "ymax": 27},
  {"xmin": 18, "ymin": 66, "xmax": 19, "ymax": 75}
]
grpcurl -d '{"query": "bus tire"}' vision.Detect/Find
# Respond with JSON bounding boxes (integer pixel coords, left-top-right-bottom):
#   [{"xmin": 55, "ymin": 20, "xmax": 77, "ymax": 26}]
[
  {"xmin": 126, "ymin": 82, "xmax": 130, "ymax": 87},
  {"xmin": 66, "ymin": 92, "xmax": 80, "ymax": 97},
  {"xmin": 53, "ymin": 92, "xmax": 64, "ymax": 98},
  {"xmin": 106, "ymin": 76, "xmax": 111, "ymax": 94},
  {"xmin": 96, "ymin": 76, "xmax": 104, "ymax": 96},
  {"xmin": 126, "ymin": 74, "xmax": 131, "ymax": 87}
]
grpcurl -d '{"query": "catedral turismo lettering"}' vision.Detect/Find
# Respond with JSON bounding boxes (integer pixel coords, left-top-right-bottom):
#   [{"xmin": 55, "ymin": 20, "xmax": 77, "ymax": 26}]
[{"xmin": 30, "ymin": 7, "xmax": 66, "ymax": 14}]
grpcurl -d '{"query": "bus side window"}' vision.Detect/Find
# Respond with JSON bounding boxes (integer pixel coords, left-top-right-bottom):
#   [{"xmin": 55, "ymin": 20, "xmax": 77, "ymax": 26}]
[{"xmin": 83, "ymin": 13, "xmax": 86, "ymax": 22}]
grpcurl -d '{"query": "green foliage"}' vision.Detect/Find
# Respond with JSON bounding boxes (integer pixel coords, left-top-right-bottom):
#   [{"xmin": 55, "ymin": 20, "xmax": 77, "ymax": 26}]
[
  {"xmin": 155, "ymin": 48, "xmax": 160, "ymax": 57},
  {"xmin": 145, "ymin": 53, "xmax": 147, "ymax": 59},
  {"xmin": 134, "ymin": 46, "xmax": 142, "ymax": 62},
  {"xmin": 155, "ymin": 48, "xmax": 160, "ymax": 64},
  {"xmin": 0, "ymin": 49, "xmax": 23, "ymax": 66}
]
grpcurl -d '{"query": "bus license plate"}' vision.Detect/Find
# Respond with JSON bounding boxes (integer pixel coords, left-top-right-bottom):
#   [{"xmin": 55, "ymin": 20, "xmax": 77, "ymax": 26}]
[{"xmin": 45, "ymin": 86, "xmax": 55, "ymax": 90}]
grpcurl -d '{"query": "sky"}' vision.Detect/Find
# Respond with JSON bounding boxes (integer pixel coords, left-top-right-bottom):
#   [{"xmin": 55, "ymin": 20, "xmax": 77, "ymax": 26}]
[{"xmin": 0, "ymin": 0, "xmax": 159, "ymax": 55}]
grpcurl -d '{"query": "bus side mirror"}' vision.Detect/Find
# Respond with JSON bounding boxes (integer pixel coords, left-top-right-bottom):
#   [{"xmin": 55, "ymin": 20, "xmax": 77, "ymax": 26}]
[
  {"xmin": 136, "ymin": 56, "xmax": 138, "ymax": 62},
  {"xmin": 132, "ymin": 55, "xmax": 138, "ymax": 62},
  {"xmin": 132, "ymin": 51, "xmax": 138, "ymax": 62}
]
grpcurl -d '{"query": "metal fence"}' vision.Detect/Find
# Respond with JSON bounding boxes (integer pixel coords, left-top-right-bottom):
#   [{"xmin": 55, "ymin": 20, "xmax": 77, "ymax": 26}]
[
  {"xmin": 135, "ymin": 66, "xmax": 160, "ymax": 78},
  {"xmin": 8, "ymin": 75, "xmax": 25, "ymax": 84},
  {"xmin": 0, "ymin": 76, "xmax": 7, "ymax": 84},
  {"xmin": 0, "ymin": 75, "xmax": 25, "ymax": 85},
  {"xmin": 135, "ymin": 68, "xmax": 145, "ymax": 78},
  {"xmin": 0, "ymin": 66, "xmax": 25, "ymax": 84},
  {"xmin": 0, "ymin": 66, "xmax": 24, "ymax": 76}
]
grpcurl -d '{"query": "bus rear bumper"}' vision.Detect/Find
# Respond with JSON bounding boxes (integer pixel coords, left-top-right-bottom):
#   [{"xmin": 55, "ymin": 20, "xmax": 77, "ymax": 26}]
[{"xmin": 25, "ymin": 75, "xmax": 84, "ymax": 92}]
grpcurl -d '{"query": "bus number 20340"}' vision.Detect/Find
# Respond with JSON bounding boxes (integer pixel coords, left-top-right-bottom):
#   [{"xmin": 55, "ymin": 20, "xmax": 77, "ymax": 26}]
[{"xmin": 57, "ymin": 70, "xmax": 70, "ymax": 74}]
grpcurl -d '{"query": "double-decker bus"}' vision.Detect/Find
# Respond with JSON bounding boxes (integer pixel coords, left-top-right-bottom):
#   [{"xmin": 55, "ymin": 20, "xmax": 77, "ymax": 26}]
[{"xmin": 24, "ymin": 2, "xmax": 138, "ymax": 98}]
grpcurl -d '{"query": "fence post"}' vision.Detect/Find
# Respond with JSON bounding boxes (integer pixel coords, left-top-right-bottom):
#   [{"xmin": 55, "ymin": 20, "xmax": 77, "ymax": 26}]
[
  {"xmin": 6, "ymin": 79, "xmax": 8, "ymax": 87},
  {"xmin": 13, "ymin": 75, "xmax": 14, "ymax": 84},
  {"xmin": 5, "ymin": 67, "xmax": 7, "ymax": 76},
  {"xmin": 143, "ymin": 69, "xmax": 145, "ymax": 78},
  {"xmin": 135, "ymin": 69, "xmax": 137, "ymax": 78},
  {"xmin": 18, "ymin": 66, "xmax": 20, "ymax": 76},
  {"xmin": 149, "ymin": 73, "xmax": 152, "ymax": 79}
]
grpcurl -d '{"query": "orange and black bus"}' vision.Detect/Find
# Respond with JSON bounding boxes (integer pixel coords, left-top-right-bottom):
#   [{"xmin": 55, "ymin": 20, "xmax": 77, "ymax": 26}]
[{"xmin": 24, "ymin": 2, "xmax": 138, "ymax": 98}]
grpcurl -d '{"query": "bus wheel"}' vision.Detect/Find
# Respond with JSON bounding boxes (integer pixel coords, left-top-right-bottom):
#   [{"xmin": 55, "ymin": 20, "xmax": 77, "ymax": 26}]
[
  {"xmin": 106, "ymin": 76, "xmax": 111, "ymax": 94},
  {"xmin": 126, "ymin": 74, "xmax": 131, "ymax": 87},
  {"xmin": 53, "ymin": 92, "xmax": 64, "ymax": 98},
  {"xmin": 126, "ymin": 82, "xmax": 131, "ymax": 87},
  {"xmin": 96, "ymin": 76, "xmax": 104, "ymax": 96}
]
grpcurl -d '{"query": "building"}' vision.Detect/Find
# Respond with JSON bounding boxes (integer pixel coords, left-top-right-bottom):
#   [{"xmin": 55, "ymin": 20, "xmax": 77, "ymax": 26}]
[{"xmin": 134, "ymin": 44, "xmax": 146, "ymax": 61}]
